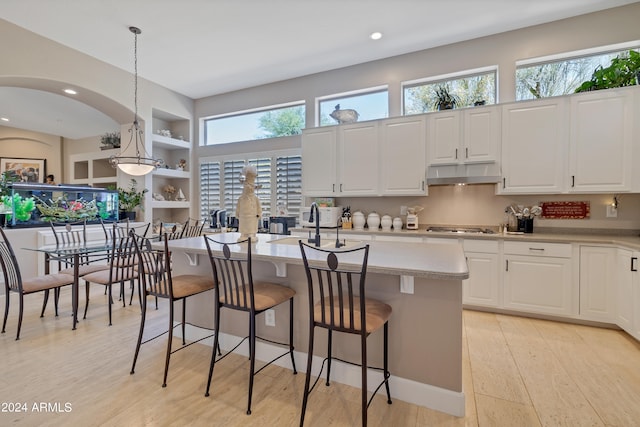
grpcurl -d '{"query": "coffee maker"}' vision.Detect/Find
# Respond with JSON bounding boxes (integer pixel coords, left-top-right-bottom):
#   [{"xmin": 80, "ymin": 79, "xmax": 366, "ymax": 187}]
[{"xmin": 210, "ymin": 209, "xmax": 227, "ymax": 230}]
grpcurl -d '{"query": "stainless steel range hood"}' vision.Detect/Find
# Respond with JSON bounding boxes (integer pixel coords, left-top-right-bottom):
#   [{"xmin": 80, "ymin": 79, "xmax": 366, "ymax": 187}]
[{"xmin": 426, "ymin": 163, "xmax": 501, "ymax": 185}]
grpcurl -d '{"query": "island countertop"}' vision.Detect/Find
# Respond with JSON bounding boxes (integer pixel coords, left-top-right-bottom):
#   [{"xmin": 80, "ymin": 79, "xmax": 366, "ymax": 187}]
[{"xmin": 160, "ymin": 232, "xmax": 469, "ymax": 281}]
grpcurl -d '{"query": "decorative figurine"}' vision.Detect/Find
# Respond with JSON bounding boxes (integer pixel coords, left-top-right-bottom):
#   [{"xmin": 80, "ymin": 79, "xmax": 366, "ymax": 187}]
[
  {"xmin": 236, "ymin": 165, "xmax": 261, "ymax": 242},
  {"xmin": 175, "ymin": 188, "xmax": 186, "ymax": 202},
  {"xmin": 330, "ymin": 104, "xmax": 359, "ymax": 124}
]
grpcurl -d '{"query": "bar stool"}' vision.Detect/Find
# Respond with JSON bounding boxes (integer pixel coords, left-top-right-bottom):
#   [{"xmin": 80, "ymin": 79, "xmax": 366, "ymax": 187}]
[
  {"xmin": 130, "ymin": 232, "xmax": 216, "ymax": 387},
  {"xmin": 203, "ymin": 235, "xmax": 297, "ymax": 415},
  {"xmin": 298, "ymin": 241, "xmax": 392, "ymax": 427}
]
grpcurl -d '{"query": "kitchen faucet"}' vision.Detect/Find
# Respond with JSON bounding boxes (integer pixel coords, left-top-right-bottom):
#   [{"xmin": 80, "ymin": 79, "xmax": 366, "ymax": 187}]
[
  {"xmin": 334, "ymin": 217, "xmax": 345, "ymax": 248},
  {"xmin": 307, "ymin": 202, "xmax": 321, "ymax": 247}
]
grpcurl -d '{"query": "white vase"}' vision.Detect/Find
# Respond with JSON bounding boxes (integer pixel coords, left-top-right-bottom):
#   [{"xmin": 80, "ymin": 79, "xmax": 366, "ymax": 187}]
[
  {"xmin": 381, "ymin": 215, "xmax": 392, "ymax": 231},
  {"xmin": 367, "ymin": 212, "xmax": 380, "ymax": 230},
  {"xmin": 352, "ymin": 211, "xmax": 366, "ymax": 230},
  {"xmin": 393, "ymin": 217, "xmax": 403, "ymax": 231}
]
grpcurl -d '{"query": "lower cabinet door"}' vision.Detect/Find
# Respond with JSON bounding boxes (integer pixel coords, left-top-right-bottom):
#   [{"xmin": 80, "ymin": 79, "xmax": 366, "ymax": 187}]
[
  {"xmin": 463, "ymin": 252, "xmax": 499, "ymax": 308},
  {"xmin": 503, "ymin": 255, "xmax": 573, "ymax": 316}
]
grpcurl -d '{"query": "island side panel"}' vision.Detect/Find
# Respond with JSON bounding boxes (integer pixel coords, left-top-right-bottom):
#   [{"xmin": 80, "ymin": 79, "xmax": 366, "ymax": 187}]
[{"xmin": 170, "ymin": 251, "xmax": 462, "ymax": 394}]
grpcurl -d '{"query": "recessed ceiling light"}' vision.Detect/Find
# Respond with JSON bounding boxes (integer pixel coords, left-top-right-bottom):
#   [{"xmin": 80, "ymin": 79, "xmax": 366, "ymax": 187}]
[
  {"xmin": 1, "ymin": 117, "xmax": 9, "ymax": 122},
  {"xmin": 370, "ymin": 32, "xmax": 382, "ymax": 40},
  {"xmin": 64, "ymin": 89, "xmax": 77, "ymax": 95}
]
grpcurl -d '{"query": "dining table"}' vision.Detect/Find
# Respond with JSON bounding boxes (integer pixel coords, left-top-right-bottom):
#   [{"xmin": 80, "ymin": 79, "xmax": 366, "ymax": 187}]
[{"xmin": 23, "ymin": 240, "xmax": 115, "ymax": 330}]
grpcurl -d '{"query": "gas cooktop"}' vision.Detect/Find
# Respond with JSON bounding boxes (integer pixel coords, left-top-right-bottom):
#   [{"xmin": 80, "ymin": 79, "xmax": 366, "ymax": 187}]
[{"xmin": 425, "ymin": 226, "xmax": 496, "ymax": 234}]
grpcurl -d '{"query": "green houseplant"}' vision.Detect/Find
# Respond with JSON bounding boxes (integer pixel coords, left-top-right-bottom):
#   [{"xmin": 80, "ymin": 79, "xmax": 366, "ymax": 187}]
[
  {"xmin": 432, "ymin": 85, "xmax": 460, "ymax": 110},
  {"xmin": 117, "ymin": 179, "xmax": 147, "ymax": 220},
  {"xmin": 575, "ymin": 50, "xmax": 640, "ymax": 92}
]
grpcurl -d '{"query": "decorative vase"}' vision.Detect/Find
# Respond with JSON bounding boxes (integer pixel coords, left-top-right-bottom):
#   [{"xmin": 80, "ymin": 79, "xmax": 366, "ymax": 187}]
[
  {"xmin": 367, "ymin": 212, "xmax": 380, "ymax": 230},
  {"xmin": 380, "ymin": 215, "xmax": 392, "ymax": 231},
  {"xmin": 392, "ymin": 217, "xmax": 403, "ymax": 231},
  {"xmin": 352, "ymin": 211, "xmax": 365, "ymax": 230}
]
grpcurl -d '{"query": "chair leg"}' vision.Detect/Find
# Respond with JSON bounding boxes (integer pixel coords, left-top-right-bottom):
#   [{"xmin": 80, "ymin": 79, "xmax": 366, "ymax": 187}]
[
  {"xmin": 162, "ymin": 300, "xmax": 174, "ymax": 387},
  {"xmin": 204, "ymin": 300, "xmax": 221, "ymax": 397},
  {"xmin": 299, "ymin": 324, "xmax": 315, "ymax": 427},
  {"xmin": 181, "ymin": 298, "xmax": 187, "ymax": 346},
  {"xmin": 289, "ymin": 298, "xmax": 297, "ymax": 374},
  {"xmin": 361, "ymin": 332, "xmax": 368, "ymax": 427},
  {"xmin": 83, "ymin": 282, "xmax": 90, "ymax": 319},
  {"xmin": 54, "ymin": 287, "xmax": 60, "ymax": 317},
  {"xmin": 16, "ymin": 293, "xmax": 24, "ymax": 340},
  {"xmin": 40, "ymin": 289, "xmax": 49, "ymax": 317},
  {"xmin": 383, "ymin": 322, "xmax": 392, "ymax": 404},
  {"xmin": 247, "ymin": 311, "xmax": 256, "ymax": 415},
  {"xmin": 107, "ymin": 284, "xmax": 113, "ymax": 326},
  {"xmin": 326, "ymin": 329, "xmax": 333, "ymax": 386},
  {"xmin": 129, "ymin": 279, "xmax": 135, "ymax": 305},
  {"xmin": 2, "ymin": 291, "xmax": 10, "ymax": 334},
  {"xmin": 130, "ymin": 288, "xmax": 148, "ymax": 375}
]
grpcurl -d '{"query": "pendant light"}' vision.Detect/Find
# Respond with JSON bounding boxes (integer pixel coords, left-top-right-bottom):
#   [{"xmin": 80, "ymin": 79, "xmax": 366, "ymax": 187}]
[{"xmin": 110, "ymin": 26, "xmax": 162, "ymax": 176}]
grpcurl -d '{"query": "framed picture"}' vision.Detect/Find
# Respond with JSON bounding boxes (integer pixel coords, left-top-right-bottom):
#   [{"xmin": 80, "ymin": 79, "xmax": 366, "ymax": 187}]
[{"xmin": 0, "ymin": 157, "xmax": 46, "ymax": 183}]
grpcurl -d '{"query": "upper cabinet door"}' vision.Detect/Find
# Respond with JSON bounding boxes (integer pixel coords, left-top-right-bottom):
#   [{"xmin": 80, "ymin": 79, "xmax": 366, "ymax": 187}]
[
  {"xmin": 427, "ymin": 111, "xmax": 461, "ymax": 165},
  {"xmin": 500, "ymin": 99, "xmax": 567, "ymax": 194},
  {"xmin": 569, "ymin": 88, "xmax": 633, "ymax": 193},
  {"xmin": 337, "ymin": 122, "xmax": 379, "ymax": 196},
  {"xmin": 464, "ymin": 106, "xmax": 500, "ymax": 164},
  {"xmin": 379, "ymin": 116, "xmax": 427, "ymax": 196},
  {"xmin": 301, "ymin": 127, "xmax": 337, "ymax": 196}
]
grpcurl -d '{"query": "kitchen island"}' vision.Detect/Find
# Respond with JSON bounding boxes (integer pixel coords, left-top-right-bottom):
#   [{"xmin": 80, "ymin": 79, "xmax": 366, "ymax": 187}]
[{"xmin": 158, "ymin": 232, "xmax": 469, "ymax": 416}]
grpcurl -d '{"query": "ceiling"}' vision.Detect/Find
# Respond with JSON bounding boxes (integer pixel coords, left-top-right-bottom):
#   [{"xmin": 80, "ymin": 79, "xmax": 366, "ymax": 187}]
[{"xmin": 0, "ymin": 0, "xmax": 637, "ymax": 139}]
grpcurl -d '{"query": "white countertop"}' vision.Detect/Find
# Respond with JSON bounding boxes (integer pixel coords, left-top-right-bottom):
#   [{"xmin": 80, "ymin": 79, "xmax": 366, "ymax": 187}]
[
  {"xmin": 290, "ymin": 227, "xmax": 640, "ymax": 251},
  {"xmin": 160, "ymin": 232, "xmax": 469, "ymax": 281}
]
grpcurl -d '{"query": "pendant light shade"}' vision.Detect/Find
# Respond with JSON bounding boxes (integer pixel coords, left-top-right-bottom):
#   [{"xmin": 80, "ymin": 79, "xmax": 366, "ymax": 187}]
[{"xmin": 109, "ymin": 26, "xmax": 162, "ymax": 176}]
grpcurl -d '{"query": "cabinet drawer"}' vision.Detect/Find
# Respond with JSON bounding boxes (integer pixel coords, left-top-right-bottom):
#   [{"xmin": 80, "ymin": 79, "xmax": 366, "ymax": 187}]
[
  {"xmin": 504, "ymin": 241, "xmax": 571, "ymax": 258},
  {"xmin": 463, "ymin": 239, "xmax": 499, "ymax": 253}
]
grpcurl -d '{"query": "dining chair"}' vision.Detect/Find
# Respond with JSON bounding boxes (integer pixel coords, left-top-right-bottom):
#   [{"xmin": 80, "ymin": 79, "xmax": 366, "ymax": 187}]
[
  {"xmin": 159, "ymin": 222, "xmax": 183, "ymax": 241},
  {"xmin": 203, "ymin": 235, "xmax": 297, "ymax": 415},
  {"xmin": 43, "ymin": 220, "xmax": 110, "ymax": 317},
  {"xmin": 298, "ymin": 241, "xmax": 392, "ymax": 427},
  {"xmin": 181, "ymin": 218, "xmax": 207, "ymax": 238},
  {"xmin": 0, "ymin": 227, "xmax": 75, "ymax": 340},
  {"xmin": 81, "ymin": 225, "xmax": 140, "ymax": 325},
  {"xmin": 130, "ymin": 231, "xmax": 215, "ymax": 387}
]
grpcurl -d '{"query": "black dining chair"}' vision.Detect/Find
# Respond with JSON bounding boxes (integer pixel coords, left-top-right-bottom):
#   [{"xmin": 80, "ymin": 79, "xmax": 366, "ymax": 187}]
[
  {"xmin": 298, "ymin": 241, "xmax": 392, "ymax": 427},
  {"xmin": 203, "ymin": 235, "xmax": 297, "ymax": 415},
  {"xmin": 0, "ymin": 227, "xmax": 75, "ymax": 340},
  {"xmin": 130, "ymin": 231, "xmax": 216, "ymax": 387}
]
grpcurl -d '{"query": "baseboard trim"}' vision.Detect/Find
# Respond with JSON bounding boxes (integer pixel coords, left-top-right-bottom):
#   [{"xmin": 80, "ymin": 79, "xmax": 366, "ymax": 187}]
[{"xmin": 178, "ymin": 323, "xmax": 465, "ymax": 417}]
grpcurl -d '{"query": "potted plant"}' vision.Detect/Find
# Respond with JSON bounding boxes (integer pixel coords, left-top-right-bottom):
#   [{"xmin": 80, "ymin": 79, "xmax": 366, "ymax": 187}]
[
  {"xmin": 575, "ymin": 50, "xmax": 640, "ymax": 92},
  {"xmin": 117, "ymin": 179, "xmax": 148, "ymax": 220},
  {"xmin": 432, "ymin": 85, "xmax": 460, "ymax": 110},
  {"xmin": 100, "ymin": 131, "xmax": 121, "ymax": 150}
]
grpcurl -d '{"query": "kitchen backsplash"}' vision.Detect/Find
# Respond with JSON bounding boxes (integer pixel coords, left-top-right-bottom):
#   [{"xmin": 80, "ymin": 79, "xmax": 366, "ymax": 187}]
[{"xmin": 333, "ymin": 184, "xmax": 640, "ymax": 231}]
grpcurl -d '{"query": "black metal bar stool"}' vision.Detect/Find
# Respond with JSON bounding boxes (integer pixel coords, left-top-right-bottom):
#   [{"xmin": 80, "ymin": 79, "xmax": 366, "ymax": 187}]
[{"xmin": 298, "ymin": 241, "xmax": 392, "ymax": 427}]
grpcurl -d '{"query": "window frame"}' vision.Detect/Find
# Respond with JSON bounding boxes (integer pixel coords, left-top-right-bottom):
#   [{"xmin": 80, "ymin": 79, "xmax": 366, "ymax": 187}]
[
  {"xmin": 201, "ymin": 100, "xmax": 306, "ymax": 146},
  {"xmin": 315, "ymin": 85, "xmax": 389, "ymax": 127},
  {"xmin": 401, "ymin": 66, "xmax": 498, "ymax": 115}
]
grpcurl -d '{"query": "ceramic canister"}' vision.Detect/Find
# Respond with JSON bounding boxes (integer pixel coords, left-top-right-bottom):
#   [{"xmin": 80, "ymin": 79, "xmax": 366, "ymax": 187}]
[
  {"xmin": 352, "ymin": 211, "xmax": 366, "ymax": 230},
  {"xmin": 392, "ymin": 217, "xmax": 403, "ymax": 231},
  {"xmin": 367, "ymin": 212, "xmax": 380, "ymax": 230},
  {"xmin": 381, "ymin": 215, "xmax": 392, "ymax": 231}
]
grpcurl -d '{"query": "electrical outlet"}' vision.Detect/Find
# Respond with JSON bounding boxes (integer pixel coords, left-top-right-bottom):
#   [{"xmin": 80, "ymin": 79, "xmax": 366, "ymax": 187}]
[
  {"xmin": 265, "ymin": 309, "xmax": 276, "ymax": 327},
  {"xmin": 606, "ymin": 205, "xmax": 618, "ymax": 218},
  {"xmin": 400, "ymin": 205, "xmax": 408, "ymax": 216}
]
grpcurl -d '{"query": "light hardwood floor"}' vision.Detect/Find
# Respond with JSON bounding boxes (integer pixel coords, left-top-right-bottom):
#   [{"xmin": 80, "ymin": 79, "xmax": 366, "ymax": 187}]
[{"xmin": 1, "ymin": 287, "xmax": 639, "ymax": 427}]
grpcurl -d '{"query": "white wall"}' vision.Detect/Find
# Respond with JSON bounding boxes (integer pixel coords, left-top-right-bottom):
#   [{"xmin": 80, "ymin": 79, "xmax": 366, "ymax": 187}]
[
  {"xmin": 193, "ymin": 3, "xmax": 640, "ymax": 231},
  {"xmin": 0, "ymin": 125, "xmax": 62, "ymax": 181}
]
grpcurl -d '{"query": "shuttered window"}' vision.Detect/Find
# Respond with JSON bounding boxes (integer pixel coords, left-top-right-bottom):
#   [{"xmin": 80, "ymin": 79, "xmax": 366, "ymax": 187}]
[{"xmin": 200, "ymin": 152, "xmax": 302, "ymax": 221}]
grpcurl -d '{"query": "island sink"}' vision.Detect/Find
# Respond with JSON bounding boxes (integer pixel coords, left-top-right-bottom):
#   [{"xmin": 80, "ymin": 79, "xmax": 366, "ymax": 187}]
[{"xmin": 268, "ymin": 236, "xmax": 363, "ymax": 250}]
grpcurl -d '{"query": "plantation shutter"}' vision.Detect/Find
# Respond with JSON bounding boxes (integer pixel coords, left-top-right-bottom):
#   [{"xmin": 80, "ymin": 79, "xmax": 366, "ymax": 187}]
[{"xmin": 199, "ymin": 161, "xmax": 221, "ymax": 219}]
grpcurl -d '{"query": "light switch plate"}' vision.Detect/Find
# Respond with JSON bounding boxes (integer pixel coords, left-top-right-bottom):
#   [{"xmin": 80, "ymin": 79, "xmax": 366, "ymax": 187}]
[
  {"xmin": 606, "ymin": 205, "xmax": 618, "ymax": 218},
  {"xmin": 265, "ymin": 309, "xmax": 276, "ymax": 326}
]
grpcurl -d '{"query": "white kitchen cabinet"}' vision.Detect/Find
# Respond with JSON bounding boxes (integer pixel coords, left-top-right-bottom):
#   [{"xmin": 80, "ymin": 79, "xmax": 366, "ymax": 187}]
[
  {"xmin": 500, "ymin": 99, "xmax": 567, "ymax": 194},
  {"xmin": 301, "ymin": 127, "xmax": 337, "ymax": 196},
  {"xmin": 503, "ymin": 241, "xmax": 574, "ymax": 316},
  {"xmin": 427, "ymin": 105, "xmax": 499, "ymax": 166},
  {"xmin": 569, "ymin": 88, "xmax": 634, "ymax": 193},
  {"xmin": 617, "ymin": 249, "xmax": 640, "ymax": 341},
  {"xmin": 579, "ymin": 246, "xmax": 616, "ymax": 322},
  {"xmin": 463, "ymin": 239, "xmax": 500, "ymax": 308},
  {"xmin": 379, "ymin": 116, "xmax": 427, "ymax": 196},
  {"xmin": 337, "ymin": 121, "xmax": 379, "ymax": 196}
]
